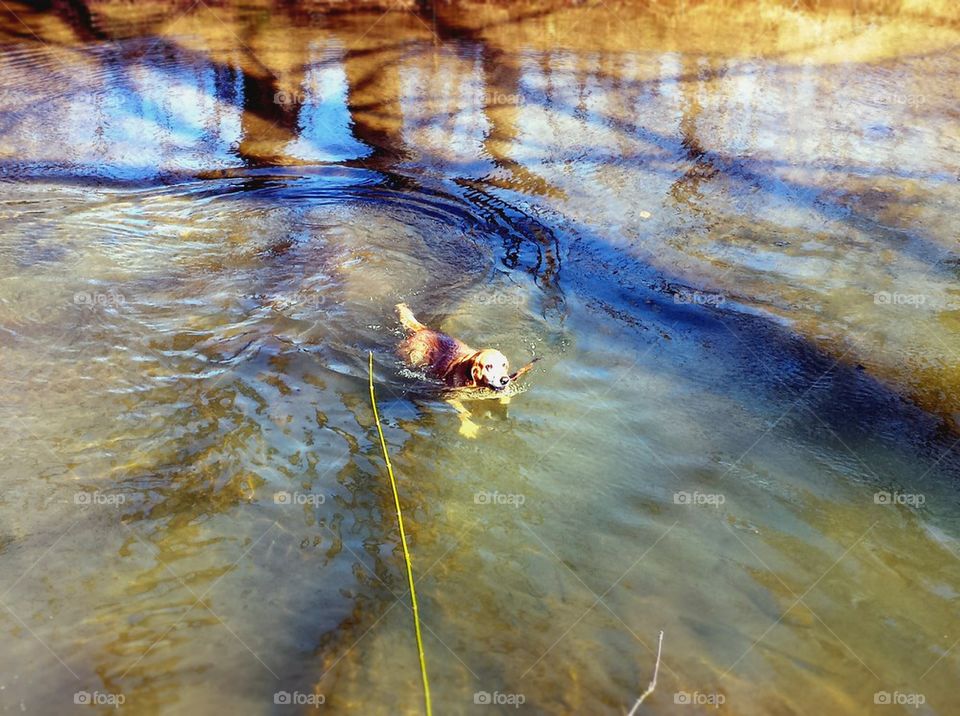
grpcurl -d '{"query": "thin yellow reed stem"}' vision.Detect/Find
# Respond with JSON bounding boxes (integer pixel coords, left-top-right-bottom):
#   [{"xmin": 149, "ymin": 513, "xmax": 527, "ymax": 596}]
[{"xmin": 368, "ymin": 351, "xmax": 432, "ymax": 716}]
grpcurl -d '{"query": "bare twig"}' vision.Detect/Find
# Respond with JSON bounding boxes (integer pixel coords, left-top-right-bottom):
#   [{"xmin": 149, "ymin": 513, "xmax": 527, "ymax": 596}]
[
  {"xmin": 509, "ymin": 356, "xmax": 541, "ymax": 381},
  {"xmin": 627, "ymin": 631, "xmax": 664, "ymax": 715}
]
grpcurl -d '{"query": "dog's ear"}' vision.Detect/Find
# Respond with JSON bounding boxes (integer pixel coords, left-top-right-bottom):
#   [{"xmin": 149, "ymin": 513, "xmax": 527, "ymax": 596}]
[{"xmin": 470, "ymin": 356, "xmax": 484, "ymax": 386}]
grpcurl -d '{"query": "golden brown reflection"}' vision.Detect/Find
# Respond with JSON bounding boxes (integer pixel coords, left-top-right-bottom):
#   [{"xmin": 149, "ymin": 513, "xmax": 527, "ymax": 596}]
[{"xmin": 3, "ymin": 0, "xmax": 958, "ymax": 421}]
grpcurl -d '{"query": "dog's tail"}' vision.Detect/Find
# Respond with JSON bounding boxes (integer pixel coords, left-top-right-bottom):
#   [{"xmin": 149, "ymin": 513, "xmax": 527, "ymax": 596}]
[{"xmin": 396, "ymin": 303, "xmax": 427, "ymax": 333}]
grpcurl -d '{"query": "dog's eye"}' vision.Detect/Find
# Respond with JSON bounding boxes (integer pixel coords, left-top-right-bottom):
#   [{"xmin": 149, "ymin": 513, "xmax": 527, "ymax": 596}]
[{"xmin": 485, "ymin": 364, "xmax": 492, "ymax": 370}]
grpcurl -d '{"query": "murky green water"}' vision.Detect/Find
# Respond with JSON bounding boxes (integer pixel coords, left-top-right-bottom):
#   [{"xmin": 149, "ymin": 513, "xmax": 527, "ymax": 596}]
[{"xmin": 1, "ymin": 1, "xmax": 959, "ymax": 714}]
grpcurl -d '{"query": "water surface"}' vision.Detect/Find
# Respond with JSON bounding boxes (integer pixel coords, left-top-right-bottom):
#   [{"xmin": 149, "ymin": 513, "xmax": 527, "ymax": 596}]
[{"xmin": 1, "ymin": 1, "xmax": 959, "ymax": 714}]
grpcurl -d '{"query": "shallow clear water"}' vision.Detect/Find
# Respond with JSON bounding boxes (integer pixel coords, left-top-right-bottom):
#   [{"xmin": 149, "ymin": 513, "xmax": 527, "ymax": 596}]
[{"xmin": 1, "ymin": 1, "xmax": 959, "ymax": 714}]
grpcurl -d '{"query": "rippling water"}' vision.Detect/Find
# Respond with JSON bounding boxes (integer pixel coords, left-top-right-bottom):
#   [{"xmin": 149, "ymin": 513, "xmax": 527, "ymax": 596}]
[{"xmin": 1, "ymin": 1, "xmax": 959, "ymax": 714}]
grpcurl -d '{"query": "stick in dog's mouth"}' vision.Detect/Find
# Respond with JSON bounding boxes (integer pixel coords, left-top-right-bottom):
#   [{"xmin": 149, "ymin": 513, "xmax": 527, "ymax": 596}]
[{"xmin": 507, "ymin": 357, "xmax": 540, "ymax": 382}]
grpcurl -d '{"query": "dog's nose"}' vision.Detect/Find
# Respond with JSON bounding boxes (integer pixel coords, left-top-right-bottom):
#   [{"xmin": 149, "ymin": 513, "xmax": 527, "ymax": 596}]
[{"xmin": 500, "ymin": 376, "xmax": 510, "ymax": 386}]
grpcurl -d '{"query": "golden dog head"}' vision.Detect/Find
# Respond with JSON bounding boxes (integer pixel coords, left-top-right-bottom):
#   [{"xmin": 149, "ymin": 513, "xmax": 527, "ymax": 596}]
[{"xmin": 470, "ymin": 349, "xmax": 511, "ymax": 390}]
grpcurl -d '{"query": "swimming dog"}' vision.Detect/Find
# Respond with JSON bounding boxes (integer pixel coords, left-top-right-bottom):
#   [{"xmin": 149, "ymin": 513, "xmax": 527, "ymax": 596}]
[
  {"xmin": 396, "ymin": 302, "xmax": 532, "ymax": 437},
  {"xmin": 396, "ymin": 303, "xmax": 512, "ymax": 391}
]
